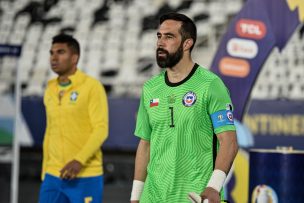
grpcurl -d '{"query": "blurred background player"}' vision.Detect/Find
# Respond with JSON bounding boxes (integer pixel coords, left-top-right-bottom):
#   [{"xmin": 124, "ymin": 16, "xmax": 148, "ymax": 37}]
[
  {"xmin": 130, "ymin": 13, "xmax": 238, "ymax": 203},
  {"xmin": 39, "ymin": 34, "xmax": 108, "ymax": 203}
]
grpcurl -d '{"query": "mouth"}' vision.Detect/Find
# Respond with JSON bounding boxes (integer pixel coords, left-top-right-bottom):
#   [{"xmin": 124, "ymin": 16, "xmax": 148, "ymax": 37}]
[
  {"xmin": 51, "ymin": 63, "xmax": 59, "ymax": 69},
  {"xmin": 158, "ymin": 53, "xmax": 166, "ymax": 57},
  {"xmin": 157, "ymin": 49, "xmax": 168, "ymax": 57}
]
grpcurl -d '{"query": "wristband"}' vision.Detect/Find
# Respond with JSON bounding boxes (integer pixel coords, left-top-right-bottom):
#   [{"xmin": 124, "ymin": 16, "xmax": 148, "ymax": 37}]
[
  {"xmin": 130, "ymin": 180, "xmax": 145, "ymax": 201},
  {"xmin": 207, "ymin": 169, "xmax": 227, "ymax": 192}
]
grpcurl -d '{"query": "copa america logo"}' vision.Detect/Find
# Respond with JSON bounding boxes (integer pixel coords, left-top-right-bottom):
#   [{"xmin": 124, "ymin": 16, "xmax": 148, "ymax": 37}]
[
  {"xmin": 182, "ymin": 91, "xmax": 196, "ymax": 107},
  {"xmin": 251, "ymin": 185, "xmax": 278, "ymax": 203}
]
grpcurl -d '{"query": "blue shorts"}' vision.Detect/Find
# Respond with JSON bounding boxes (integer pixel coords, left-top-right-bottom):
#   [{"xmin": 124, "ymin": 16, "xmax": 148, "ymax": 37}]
[{"xmin": 39, "ymin": 173, "xmax": 103, "ymax": 203}]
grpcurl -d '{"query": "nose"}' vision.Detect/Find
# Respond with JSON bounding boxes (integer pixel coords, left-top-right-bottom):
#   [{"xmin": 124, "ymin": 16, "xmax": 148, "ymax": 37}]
[
  {"xmin": 157, "ymin": 37, "xmax": 164, "ymax": 48},
  {"xmin": 50, "ymin": 53, "xmax": 57, "ymax": 61}
]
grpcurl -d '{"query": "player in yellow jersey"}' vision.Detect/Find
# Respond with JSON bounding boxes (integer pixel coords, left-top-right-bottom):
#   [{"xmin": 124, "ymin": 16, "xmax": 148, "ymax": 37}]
[{"xmin": 39, "ymin": 34, "xmax": 108, "ymax": 203}]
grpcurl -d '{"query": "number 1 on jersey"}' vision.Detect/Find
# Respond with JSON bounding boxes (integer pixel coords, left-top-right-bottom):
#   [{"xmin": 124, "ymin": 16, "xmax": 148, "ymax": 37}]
[{"xmin": 169, "ymin": 107, "xmax": 175, "ymax": 128}]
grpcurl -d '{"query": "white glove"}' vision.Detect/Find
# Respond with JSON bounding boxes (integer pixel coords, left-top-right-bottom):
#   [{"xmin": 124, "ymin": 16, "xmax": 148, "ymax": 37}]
[{"xmin": 188, "ymin": 192, "xmax": 209, "ymax": 203}]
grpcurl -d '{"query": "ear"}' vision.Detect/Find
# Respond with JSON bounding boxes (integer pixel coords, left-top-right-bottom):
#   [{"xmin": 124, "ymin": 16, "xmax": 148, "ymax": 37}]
[
  {"xmin": 72, "ymin": 54, "xmax": 79, "ymax": 65},
  {"xmin": 183, "ymin": 39, "xmax": 193, "ymax": 51}
]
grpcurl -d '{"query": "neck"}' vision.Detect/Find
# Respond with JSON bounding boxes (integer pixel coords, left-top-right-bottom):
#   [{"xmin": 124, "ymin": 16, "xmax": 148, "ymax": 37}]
[
  {"xmin": 166, "ymin": 57, "xmax": 194, "ymax": 83},
  {"xmin": 58, "ymin": 67, "xmax": 77, "ymax": 84}
]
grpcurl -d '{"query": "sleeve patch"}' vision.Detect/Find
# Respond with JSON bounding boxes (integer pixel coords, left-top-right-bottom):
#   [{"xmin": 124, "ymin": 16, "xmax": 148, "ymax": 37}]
[{"xmin": 211, "ymin": 110, "xmax": 234, "ymax": 129}]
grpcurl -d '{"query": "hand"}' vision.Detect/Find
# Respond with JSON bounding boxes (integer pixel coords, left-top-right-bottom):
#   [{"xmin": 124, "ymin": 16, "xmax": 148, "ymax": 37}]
[
  {"xmin": 130, "ymin": 201, "xmax": 139, "ymax": 203},
  {"xmin": 60, "ymin": 159, "xmax": 83, "ymax": 180},
  {"xmin": 200, "ymin": 187, "xmax": 220, "ymax": 203}
]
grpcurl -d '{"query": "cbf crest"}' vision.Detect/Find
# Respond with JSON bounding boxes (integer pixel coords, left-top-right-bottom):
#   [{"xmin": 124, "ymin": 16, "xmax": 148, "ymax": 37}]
[
  {"xmin": 182, "ymin": 91, "xmax": 196, "ymax": 107},
  {"xmin": 70, "ymin": 91, "xmax": 79, "ymax": 102}
]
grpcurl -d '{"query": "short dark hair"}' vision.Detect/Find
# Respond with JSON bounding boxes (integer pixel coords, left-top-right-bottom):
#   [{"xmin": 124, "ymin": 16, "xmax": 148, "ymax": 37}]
[
  {"xmin": 52, "ymin": 34, "xmax": 80, "ymax": 56},
  {"xmin": 160, "ymin": 12, "xmax": 197, "ymax": 52}
]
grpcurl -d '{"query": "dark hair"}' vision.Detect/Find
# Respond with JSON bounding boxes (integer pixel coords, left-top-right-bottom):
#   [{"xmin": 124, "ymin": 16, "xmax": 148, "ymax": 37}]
[
  {"xmin": 52, "ymin": 34, "xmax": 80, "ymax": 56},
  {"xmin": 160, "ymin": 12, "xmax": 197, "ymax": 52}
]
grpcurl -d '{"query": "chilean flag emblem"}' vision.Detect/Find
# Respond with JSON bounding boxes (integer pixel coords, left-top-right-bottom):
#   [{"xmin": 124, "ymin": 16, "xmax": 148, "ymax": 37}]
[{"xmin": 150, "ymin": 98, "xmax": 159, "ymax": 107}]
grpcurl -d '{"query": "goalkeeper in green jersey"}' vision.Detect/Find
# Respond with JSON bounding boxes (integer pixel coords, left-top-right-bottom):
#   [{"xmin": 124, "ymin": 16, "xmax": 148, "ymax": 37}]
[{"xmin": 130, "ymin": 13, "xmax": 238, "ymax": 203}]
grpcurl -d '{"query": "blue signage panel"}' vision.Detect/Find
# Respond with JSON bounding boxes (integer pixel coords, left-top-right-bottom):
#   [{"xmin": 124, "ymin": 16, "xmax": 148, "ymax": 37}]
[
  {"xmin": 0, "ymin": 44, "xmax": 22, "ymax": 57},
  {"xmin": 21, "ymin": 97, "xmax": 140, "ymax": 150},
  {"xmin": 244, "ymin": 100, "xmax": 304, "ymax": 150},
  {"xmin": 249, "ymin": 150, "xmax": 304, "ymax": 202}
]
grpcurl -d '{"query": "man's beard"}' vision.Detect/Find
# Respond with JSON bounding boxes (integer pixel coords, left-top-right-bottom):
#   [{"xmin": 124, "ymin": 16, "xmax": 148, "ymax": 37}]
[{"xmin": 156, "ymin": 44, "xmax": 183, "ymax": 69}]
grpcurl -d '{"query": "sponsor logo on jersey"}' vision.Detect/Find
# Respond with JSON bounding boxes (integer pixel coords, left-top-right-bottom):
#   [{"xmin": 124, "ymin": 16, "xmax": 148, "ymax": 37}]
[
  {"xmin": 182, "ymin": 91, "xmax": 196, "ymax": 107},
  {"xmin": 167, "ymin": 95, "xmax": 176, "ymax": 104},
  {"xmin": 150, "ymin": 98, "xmax": 159, "ymax": 107},
  {"xmin": 70, "ymin": 91, "xmax": 79, "ymax": 101},
  {"xmin": 227, "ymin": 111, "xmax": 234, "ymax": 121}
]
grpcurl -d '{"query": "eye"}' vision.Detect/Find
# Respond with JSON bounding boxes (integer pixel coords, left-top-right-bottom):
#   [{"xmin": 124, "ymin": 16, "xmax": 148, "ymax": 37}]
[{"xmin": 165, "ymin": 34, "xmax": 174, "ymax": 40}]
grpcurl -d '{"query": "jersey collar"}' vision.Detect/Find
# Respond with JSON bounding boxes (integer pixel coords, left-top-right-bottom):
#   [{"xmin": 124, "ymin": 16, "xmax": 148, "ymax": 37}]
[{"xmin": 165, "ymin": 63, "xmax": 199, "ymax": 87}]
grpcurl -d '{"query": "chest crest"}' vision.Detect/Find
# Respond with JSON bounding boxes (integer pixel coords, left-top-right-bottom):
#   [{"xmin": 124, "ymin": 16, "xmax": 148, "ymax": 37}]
[{"xmin": 182, "ymin": 91, "xmax": 197, "ymax": 107}]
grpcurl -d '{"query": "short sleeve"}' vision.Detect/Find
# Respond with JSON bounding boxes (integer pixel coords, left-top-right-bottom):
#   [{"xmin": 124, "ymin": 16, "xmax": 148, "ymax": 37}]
[
  {"xmin": 207, "ymin": 77, "xmax": 236, "ymax": 134},
  {"xmin": 134, "ymin": 89, "xmax": 152, "ymax": 141}
]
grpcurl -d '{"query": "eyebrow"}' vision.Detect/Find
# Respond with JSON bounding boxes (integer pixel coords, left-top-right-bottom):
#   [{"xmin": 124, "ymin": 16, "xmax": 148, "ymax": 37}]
[
  {"xmin": 157, "ymin": 32, "xmax": 175, "ymax": 37},
  {"xmin": 49, "ymin": 48, "xmax": 66, "ymax": 54}
]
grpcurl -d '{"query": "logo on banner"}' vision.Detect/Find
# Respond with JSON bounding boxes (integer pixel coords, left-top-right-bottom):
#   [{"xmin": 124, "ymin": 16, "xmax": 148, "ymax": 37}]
[
  {"xmin": 236, "ymin": 19, "xmax": 267, "ymax": 40},
  {"xmin": 182, "ymin": 92, "xmax": 196, "ymax": 107},
  {"xmin": 227, "ymin": 38, "xmax": 258, "ymax": 59},
  {"xmin": 219, "ymin": 57, "xmax": 250, "ymax": 78},
  {"xmin": 251, "ymin": 185, "xmax": 278, "ymax": 203}
]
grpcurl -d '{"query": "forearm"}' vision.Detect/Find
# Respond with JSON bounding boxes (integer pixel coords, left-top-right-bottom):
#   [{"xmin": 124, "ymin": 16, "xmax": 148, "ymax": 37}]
[
  {"xmin": 76, "ymin": 84, "xmax": 109, "ymax": 164},
  {"xmin": 134, "ymin": 139, "xmax": 150, "ymax": 181},
  {"xmin": 214, "ymin": 131, "xmax": 238, "ymax": 174},
  {"xmin": 205, "ymin": 131, "xmax": 238, "ymax": 193},
  {"xmin": 131, "ymin": 139, "xmax": 150, "ymax": 202},
  {"xmin": 74, "ymin": 81, "xmax": 109, "ymax": 165},
  {"xmin": 74, "ymin": 124, "xmax": 108, "ymax": 164}
]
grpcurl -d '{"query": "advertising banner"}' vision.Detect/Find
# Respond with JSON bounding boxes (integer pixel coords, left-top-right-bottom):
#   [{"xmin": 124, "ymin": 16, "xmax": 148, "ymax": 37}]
[{"xmin": 210, "ymin": 0, "xmax": 302, "ymax": 121}]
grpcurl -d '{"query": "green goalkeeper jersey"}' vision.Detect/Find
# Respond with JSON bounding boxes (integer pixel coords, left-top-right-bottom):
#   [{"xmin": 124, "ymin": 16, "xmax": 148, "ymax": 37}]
[{"xmin": 135, "ymin": 64, "xmax": 236, "ymax": 202}]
